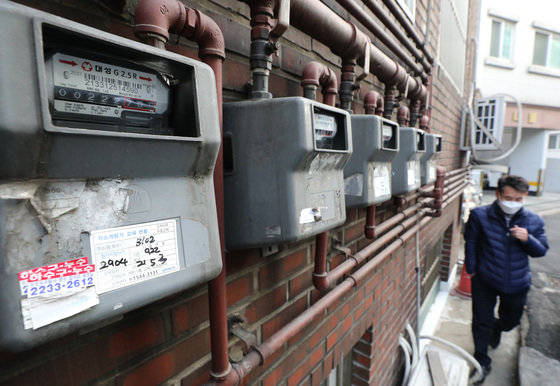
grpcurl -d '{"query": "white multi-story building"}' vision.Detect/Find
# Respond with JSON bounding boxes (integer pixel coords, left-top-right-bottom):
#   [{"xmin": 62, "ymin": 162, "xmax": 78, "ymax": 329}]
[{"xmin": 469, "ymin": 0, "xmax": 560, "ymax": 193}]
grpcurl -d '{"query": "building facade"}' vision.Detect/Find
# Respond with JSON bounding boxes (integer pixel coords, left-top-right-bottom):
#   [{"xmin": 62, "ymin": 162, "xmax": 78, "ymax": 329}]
[
  {"xmin": 470, "ymin": 0, "xmax": 560, "ymax": 193},
  {"xmin": 0, "ymin": 0, "xmax": 475, "ymax": 385}
]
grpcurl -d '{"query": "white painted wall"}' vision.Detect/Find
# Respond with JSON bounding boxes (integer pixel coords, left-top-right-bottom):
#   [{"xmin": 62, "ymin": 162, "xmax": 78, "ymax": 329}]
[
  {"xmin": 476, "ymin": 0, "xmax": 560, "ymax": 107},
  {"xmin": 508, "ymin": 130, "xmax": 547, "ymax": 191}
]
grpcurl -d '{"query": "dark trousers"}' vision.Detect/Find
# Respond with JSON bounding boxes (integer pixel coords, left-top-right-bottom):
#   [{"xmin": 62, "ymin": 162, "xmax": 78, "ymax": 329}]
[{"xmin": 471, "ymin": 275, "xmax": 528, "ymax": 367}]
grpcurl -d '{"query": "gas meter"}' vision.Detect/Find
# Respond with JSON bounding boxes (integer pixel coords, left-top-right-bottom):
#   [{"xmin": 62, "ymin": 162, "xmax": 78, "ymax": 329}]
[
  {"xmin": 223, "ymin": 97, "xmax": 352, "ymax": 250},
  {"xmin": 391, "ymin": 127, "xmax": 426, "ymax": 195},
  {"xmin": 344, "ymin": 115, "xmax": 399, "ymax": 207},
  {"xmin": 420, "ymin": 134, "xmax": 443, "ymax": 185},
  {"xmin": 0, "ymin": 2, "xmax": 222, "ymax": 351}
]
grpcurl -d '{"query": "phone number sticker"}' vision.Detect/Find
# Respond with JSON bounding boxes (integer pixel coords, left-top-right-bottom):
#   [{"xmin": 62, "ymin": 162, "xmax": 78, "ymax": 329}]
[{"xmin": 90, "ymin": 219, "xmax": 180, "ymax": 294}]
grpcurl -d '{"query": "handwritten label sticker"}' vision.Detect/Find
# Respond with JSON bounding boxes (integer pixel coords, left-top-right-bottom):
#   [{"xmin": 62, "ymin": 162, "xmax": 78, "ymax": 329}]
[{"xmin": 90, "ymin": 219, "xmax": 180, "ymax": 294}]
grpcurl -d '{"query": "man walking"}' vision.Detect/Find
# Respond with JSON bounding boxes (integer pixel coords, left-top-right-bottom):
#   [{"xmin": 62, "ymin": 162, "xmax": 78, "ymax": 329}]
[{"xmin": 464, "ymin": 175, "xmax": 548, "ymax": 384}]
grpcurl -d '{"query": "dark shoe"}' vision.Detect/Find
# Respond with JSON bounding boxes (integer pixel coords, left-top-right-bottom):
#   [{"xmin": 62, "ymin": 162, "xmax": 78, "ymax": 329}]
[
  {"xmin": 470, "ymin": 364, "xmax": 491, "ymax": 385},
  {"xmin": 489, "ymin": 326, "xmax": 502, "ymax": 349}
]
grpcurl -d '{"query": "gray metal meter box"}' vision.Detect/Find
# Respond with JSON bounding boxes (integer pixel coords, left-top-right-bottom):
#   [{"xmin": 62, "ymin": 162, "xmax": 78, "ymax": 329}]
[
  {"xmin": 421, "ymin": 134, "xmax": 443, "ymax": 185},
  {"xmin": 223, "ymin": 97, "xmax": 352, "ymax": 249},
  {"xmin": 391, "ymin": 127, "xmax": 426, "ymax": 195},
  {"xmin": 344, "ymin": 115, "xmax": 399, "ymax": 207},
  {"xmin": 0, "ymin": 2, "xmax": 222, "ymax": 351}
]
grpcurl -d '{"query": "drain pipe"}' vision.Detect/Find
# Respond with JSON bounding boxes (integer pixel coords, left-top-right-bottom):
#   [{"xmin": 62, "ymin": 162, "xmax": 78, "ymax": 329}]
[
  {"xmin": 134, "ymin": 0, "xmax": 230, "ymax": 381},
  {"xmin": 363, "ymin": 90, "xmax": 384, "ymax": 240},
  {"xmin": 300, "ymin": 61, "xmax": 338, "ymax": 291}
]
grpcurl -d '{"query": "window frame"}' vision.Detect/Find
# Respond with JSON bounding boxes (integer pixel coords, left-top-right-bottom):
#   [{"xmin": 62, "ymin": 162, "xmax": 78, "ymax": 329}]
[
  {"xmin": 548, "ymin": 134, "xmax": 560, "ymax": 151},
  {"xmin": 531, "ymin": 28, "xmax": 560, "ymax": 70},
  {"xmin": 489, "ymin": 17, "xmax": 515, "ymax": 61}
]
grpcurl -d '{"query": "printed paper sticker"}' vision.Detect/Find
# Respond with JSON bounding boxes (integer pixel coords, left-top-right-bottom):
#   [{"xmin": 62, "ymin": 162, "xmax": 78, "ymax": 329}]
[{"xmin": 90, "ymin": 219, "xmax": 180, "ymax": 294}]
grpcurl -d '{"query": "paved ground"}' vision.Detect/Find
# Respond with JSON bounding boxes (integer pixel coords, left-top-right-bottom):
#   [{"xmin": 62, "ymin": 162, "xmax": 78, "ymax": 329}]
[{"xmin": 425, "ymin": 190, "xmax": 560, "ymax": 385}]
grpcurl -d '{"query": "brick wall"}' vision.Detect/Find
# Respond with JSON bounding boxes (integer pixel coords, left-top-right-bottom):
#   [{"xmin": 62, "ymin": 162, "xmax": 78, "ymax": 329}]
[{"xmin": 1, "ymin": 1, "xmax": 473, "ymax": 385}]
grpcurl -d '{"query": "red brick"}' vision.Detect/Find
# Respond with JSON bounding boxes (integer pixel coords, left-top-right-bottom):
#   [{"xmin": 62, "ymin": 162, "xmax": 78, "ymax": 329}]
[
  {"xmin": 261, "ymin": 296, "xmax": 307, "ymax": 341},
  {"xmin": 344, "ymin": 221, "xmax": 365, "ymax": 243},
  {"xmin": 109, "ymin": 318, "xmax": 164, "ymax": 358},
  {"xmin": 245, "ymin": 284, "xmax": 287, "ymax": 324},
  {"xmin": 227, "ymin": 273, "xmax": 253, "ymax": 307},
  {"xmin": 289, "ymin": 267, "xmax": 313, "ymax": 299},
  {"xmin": 180, "ymin": 361, "xmax": 211, "ymax": 386},
  {"xmin": 172, "ymin": 294, "xmax": 209, "ymax": 335},
  {"xmin": 259, "ymin": 249, "xmax": 307, "ymax": 290},
  {"xmin": 122, "ymin": 353, "xmax": 175, "ymax": 386}
]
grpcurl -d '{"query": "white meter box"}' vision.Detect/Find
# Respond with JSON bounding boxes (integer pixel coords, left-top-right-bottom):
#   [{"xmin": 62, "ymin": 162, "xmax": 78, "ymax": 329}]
[
  {"xmin": 0, "ymin": 3, "xmax": 222, "ymax": 351},
  {"xmin": 344, "ymin": 115, "xmax": 399, "ymax": 207},
  {"xmin": 223, "ymin": 97, "xmax": 352, "ymax": 250},
  {"xmin": 391, "ymin": 127, "xmax": 426, "ymax": 195}
]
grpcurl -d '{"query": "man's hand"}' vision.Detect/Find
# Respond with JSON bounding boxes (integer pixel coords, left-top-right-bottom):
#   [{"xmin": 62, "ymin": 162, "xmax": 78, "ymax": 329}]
[{"xmin": 510, "ymin": 225, "xmax": 529, "ymax": 242}]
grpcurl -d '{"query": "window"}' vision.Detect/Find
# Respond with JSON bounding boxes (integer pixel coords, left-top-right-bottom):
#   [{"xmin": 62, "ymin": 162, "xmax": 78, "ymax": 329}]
[
  {"xmin": 490, "ymin": 18, "xmax": 515, "ymax": 60},
  {"xmin": 397, "ymin": 0, "xmax": 416, "ymax": 22},
  {"xmin": 473, "ymin": 97, "xmax": 505, "ymax": 150},
  {"xmin": 549, "ymin": 134, "xmax": 560, "ymax": 150},
  {"xmin": 532, "ymin": 30, "xmax": 560, "ymax": 69}
]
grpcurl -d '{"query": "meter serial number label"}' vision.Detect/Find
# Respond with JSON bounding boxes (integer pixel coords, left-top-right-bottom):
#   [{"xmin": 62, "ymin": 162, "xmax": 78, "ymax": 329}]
[
  {"xmin": 90, "ymin": 220, "xmax": 180, "ymax": 294},
  {"xmin": 51, "ymin": 53, "xmax": 167, "ymax": 117}
]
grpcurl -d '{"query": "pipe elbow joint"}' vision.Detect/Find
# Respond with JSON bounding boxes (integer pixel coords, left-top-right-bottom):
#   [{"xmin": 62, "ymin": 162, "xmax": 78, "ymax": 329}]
[
  {"xmin": 364, "ymin": 90, "xmax": 384, "ymax": 116},
  {"xmin": 134, "ymin": 0, "xmax": 186, "ymax": 43},
  {"xmin": 364, "ymin": 225, "xmax": 376, "ymax": 239},
  {"xmin": 301, "ymin": 62, "xmax": 338, "ymax": 95},
  {"xmin": 419, "ymin": 114, "xmax": 430, "ymax": 131},
  {"xmin": 312, "ymin": 272, "xmax": 330, "ymax": 291},
  {"xmin": 397, "ymin": 105, "xmax": 410, "ymax": 126},
  {"xmin": 183, "ymin": 7, "xmax": 225, "ymax": 60}
]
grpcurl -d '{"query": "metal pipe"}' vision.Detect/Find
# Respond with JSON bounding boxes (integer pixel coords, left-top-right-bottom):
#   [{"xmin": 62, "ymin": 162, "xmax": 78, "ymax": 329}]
[
  {"xmin": 364, "ymin": 204, "xmax": 377, "ymax": 239},
  {"xmin": 354, "ymin": 0, "xmax": 434, "ymax": 73},
  {"xmin": 335, "ymin": 0, "xmax": 427, "ymax": 75},
  {"xmin": 218, "ymin": 175, "xmax": 465, "ymax": 383},
  {"xmin": 301, "ymin": 61, "xmax": 338, "ymax": 106},
  {"xmin": 364, "ymin": 90, "xmax": 384, "ymax": 116},
  {"xmin": 363, "ymin": 89, "xmax": 383, "ymax": 239},
  {"xmin": 300, "ymin": 60, "xmax": 338, "ymax": 290},
  {"xmin": 397, "ymin": 105, "xmax": 410, "ymax": 127},
  {"xmin": 381, "ymin": 0, "xmax": 434, "ymax": 64},
  {"xmin": 420, "ymin": 166, "xmax": 446, "ymax": 217},
  {"xmin": 134, "ymin": 0, "xmax": 230, "ymax": 380},
  {"xmin": 287, "ymin": 0, "xmax": 428, "ymax": 105}
]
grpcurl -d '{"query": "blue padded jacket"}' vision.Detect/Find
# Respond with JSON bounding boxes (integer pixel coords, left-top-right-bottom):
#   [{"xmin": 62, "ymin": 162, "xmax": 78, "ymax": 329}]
[{"xmin": 464, "ymin": 200, "xmax": 548, "ymax": 294}]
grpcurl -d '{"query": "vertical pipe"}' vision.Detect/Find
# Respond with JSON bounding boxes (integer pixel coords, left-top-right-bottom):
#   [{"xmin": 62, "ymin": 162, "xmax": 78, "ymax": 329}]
[
  {"xmin": 301, "ymin": 61, "xmax": 338, "ymax": 291},
  {"xmin": 134, "ymin": 0, "xmax": 230, "ymax": 379}
]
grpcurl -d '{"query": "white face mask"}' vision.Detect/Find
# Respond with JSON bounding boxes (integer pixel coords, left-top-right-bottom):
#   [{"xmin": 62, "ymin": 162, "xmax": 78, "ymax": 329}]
[{"xmin": 498, "ymin": 199, "xmax": 523, "ymax": 215}]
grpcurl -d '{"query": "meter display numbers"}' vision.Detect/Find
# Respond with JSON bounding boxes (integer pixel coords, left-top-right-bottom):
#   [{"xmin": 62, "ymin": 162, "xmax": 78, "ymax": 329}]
[{"xmin": 90, "ymin": 219, "xmax": 180, "ymax": 294}]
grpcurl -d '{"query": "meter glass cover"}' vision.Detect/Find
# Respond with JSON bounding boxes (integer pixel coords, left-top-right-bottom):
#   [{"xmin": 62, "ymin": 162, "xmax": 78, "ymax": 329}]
[
  {"xmin": 314, "ymin": 113, "xmax": 337, "ymax": 149},
  {"xmin": 382, "ymin": 125, "xmax": 393, "ymax": 142},
  {"xmin": 50, "ymin": 53, "xmax": 170, "ymax": 133}
]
